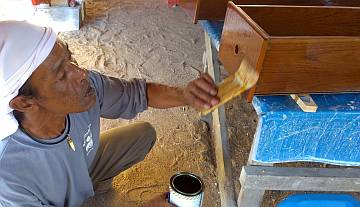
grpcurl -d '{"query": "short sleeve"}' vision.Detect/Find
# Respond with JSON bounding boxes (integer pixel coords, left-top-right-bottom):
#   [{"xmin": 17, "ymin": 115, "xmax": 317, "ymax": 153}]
[{"xmin": 88, "ymin": 70, "xmax": 148, "ymax": 119}]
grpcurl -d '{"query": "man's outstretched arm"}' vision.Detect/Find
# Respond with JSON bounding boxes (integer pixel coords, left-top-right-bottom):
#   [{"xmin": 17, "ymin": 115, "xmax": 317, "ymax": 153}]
[{"xmin": 147, "ymin": 73, "xmax": 219, "ymax": 111}]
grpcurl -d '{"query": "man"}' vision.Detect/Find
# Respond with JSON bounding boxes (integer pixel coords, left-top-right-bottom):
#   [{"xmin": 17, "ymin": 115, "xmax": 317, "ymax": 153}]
[{"xmin": 0, "ymin": 21, "xmax": 218, "ymax": 206}]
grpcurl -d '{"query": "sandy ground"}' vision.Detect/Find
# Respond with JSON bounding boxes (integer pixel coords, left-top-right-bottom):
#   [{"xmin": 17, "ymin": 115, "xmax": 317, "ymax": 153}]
[
  {"xmin": 59, "ymin": 0, "xmax": 297, "ymax": 206},
  {"xmin": 3, "ymin": 0, "xmax": 352, "ymax": 206},
  {"xmin": 1, "ymin": 0, "xmax": 357, "ymax": 206},
  {"xmin": 59, "ymin": 0, "xmax": 222, "ymax": 206}
]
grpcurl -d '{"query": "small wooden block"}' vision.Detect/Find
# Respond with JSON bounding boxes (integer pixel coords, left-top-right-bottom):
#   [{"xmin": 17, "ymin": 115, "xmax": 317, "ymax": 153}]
[
  {"xmin": 201, "ymin": 58, "xmax": 259, "ymax": 115},
  {"xmin": 290, "ymin": 94, "xmax": 318, "ymax": 112}
]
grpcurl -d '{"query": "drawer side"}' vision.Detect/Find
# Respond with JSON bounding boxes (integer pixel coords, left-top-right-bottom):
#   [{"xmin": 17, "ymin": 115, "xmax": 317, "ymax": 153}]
[
  {"xmin": 219, "ymin": 2, "xmax": 266, "ymax": 75},
  {"xmin": 256, "ymin": 38, "xmax": 360, "ymax": 95}
]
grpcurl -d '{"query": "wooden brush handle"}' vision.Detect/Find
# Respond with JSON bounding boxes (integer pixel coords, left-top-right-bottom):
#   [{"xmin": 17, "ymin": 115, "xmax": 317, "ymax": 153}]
[{"xmin": 201, "ymin": 58, "xmax": 258, "ymax": 115}]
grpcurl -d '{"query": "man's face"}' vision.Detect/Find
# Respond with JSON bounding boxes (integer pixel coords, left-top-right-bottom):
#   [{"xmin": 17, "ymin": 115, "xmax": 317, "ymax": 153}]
[{"xmin": 28, "ymin": 40, "xmax": 96, "ymax": 115}]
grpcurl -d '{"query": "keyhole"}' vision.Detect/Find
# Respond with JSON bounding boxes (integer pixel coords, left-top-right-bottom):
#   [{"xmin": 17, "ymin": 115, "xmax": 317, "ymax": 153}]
[{"xmin": 235, "ymin": 45, "xmax": 239, "ymax": 54}]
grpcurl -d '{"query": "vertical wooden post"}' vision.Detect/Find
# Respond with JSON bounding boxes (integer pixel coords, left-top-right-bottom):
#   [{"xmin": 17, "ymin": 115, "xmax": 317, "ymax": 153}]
[{"xmin": 205, "ymin": 31, "xmax": 236, "ymax": 207}]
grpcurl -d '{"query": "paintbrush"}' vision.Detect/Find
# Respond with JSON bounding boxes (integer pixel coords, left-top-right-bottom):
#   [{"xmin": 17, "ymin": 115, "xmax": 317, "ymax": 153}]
[{"xmin": 201, "ymin": 58, "xmax": 259, "ymax": 115}]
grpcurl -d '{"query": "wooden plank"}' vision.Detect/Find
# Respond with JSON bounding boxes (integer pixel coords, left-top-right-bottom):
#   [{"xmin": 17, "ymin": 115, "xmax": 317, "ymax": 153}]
[
  {"xmin": 218, "ymin": 2, "xmax": 267, "ymax": 75},
  {"xmin": 290, "ymin": 94, "xmax": 318, "ymax": 112},
  {"xmin": 205, "ymin": 32, "xmax": 236, "ymax": 207},
  {"xmin": 239, "ymin": 5, "xmax": 360, "ymax": 36},
  {"xmin": 178, "ymin": 0, "xmax": 360, "ymax": 23},
  {"xmin": 194, "ymin": 0, "xmax": 228, "ymax": 23},
  {"xmin": 240, "ymin": 166, "xmax": 360, "ymax": 191},
  {"xmin": 219, "ymin": 2, "xmax": 268, "ymax": 102},
  {"xmin": 212, "ymin": 107, "xmax": 236, "ymax": 207},
  {"xmin": 256, "ymin": 38, "xmax": 360, "ymax": 96},
  {"xmin": 219, "ymin": 3, "xmax": 360, "ymax": 101}
]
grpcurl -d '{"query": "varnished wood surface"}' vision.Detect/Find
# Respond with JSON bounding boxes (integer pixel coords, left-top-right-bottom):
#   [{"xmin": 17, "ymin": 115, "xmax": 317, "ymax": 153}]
[
  {"xmin": 256, "ymin": 38, "xmax": 360, "ymax": 95},
  {"xmin": 219, "ymin": 3, "xmax": 267, "ymax": 74},
  {"xmin": 240, "ymin": 6, "xmax": 360, "ymax": 36},
  {"xmin": 219, "ymin": 2, "xmax": 360, "ymax": 100},
  {"xmin": 178, "ymin": 0, "xmax": 360, "ymax": 23}
]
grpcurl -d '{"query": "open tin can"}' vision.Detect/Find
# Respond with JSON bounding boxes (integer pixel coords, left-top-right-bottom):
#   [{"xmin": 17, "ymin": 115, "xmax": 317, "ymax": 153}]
[{"xmin": 169, "ymin": 172, "xmax": 204, "ymax": 207}]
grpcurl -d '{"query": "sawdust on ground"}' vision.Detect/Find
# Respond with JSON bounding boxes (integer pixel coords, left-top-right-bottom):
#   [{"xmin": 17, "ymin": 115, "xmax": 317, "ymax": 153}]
[
  {"xmin": 61, "ymin": 0, "xmax": 221, "ymax": 206},
  {"xmin": 60, "ymin": 0, "xmax": 285, "ymax": 206}
]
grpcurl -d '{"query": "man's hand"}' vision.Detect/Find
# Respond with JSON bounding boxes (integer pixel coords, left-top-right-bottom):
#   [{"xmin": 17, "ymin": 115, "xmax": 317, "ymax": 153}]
[
  {"xmin": 183, "ymin": 73, "xmax": 219, "ymax": 111},
  {"xmin": 142, "ymin": 193, "xmax": 175, "ymax": 207},
  {"xmin": 147, "ymin": 73, "xmax": 218, "ymax": 110}
]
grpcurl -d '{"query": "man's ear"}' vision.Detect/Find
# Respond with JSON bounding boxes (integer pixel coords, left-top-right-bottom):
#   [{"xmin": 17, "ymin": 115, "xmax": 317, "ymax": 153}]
[{"xmin": 9, "ymin": 96, "xmax": 38, "ymax": 113}]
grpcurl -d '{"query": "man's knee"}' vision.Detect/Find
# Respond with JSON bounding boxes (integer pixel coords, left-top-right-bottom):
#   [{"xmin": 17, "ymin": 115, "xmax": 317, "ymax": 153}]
[{"xmin": 138, "ymin": 121, "xmax": 157, "ymax": 148}]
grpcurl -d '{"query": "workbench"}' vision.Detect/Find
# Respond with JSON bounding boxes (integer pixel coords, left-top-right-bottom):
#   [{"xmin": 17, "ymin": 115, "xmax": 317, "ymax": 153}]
[{"xmin": 200, "ymin": 20, "xmax": 360, "ymax": 207}]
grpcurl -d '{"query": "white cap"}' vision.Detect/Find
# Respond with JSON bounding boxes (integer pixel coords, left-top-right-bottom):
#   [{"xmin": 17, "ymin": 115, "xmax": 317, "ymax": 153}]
[{"xmin": 0, "ymin": 21, "xmax": 57, "ymax": 140}]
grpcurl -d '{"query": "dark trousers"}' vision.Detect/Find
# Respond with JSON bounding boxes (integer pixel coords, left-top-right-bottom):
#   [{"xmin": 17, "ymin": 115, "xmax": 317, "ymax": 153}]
[{"xmin": 89, "ymin": 122, "xmax": 156, "ymax": 194}]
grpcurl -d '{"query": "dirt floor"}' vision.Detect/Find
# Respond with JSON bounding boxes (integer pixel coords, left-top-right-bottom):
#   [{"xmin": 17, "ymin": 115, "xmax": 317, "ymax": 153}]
[
  {"xmin": 59, "ymin": 0, "xmax": 277, "ymax": 206},
  {"xmin": 0, "ymin": 0, "xmax": 357, "ymax": 206},
  {"xmin": 60, "ymin": 0, "xmax": 221, "ymax": 206}
]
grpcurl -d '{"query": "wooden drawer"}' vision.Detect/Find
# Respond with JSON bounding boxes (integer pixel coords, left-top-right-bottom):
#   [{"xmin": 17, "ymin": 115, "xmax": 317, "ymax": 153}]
[
  {"xmin": 178, "ymin": 0, "xmax": 360, "ymax": 23},
  {"xmin": 219, "ymin": 2, "xmax": 360, "ymax": 100}
]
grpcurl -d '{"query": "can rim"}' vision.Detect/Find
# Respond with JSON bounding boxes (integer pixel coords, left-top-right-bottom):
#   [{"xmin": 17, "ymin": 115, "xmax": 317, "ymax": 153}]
[{"xmin": 170, "ymin": 172, "xmax": 203, "ymax": 197}]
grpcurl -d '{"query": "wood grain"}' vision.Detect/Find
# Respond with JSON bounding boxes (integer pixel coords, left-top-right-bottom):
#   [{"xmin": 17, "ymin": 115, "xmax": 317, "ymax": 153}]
[
  {"xmin": 219, "ymin": 2, "xmax": 267, "ymax": 74},
  {"xmin": 257, "ymin": 38, "xmax": 360, "ymax": 95},
  {"xmin": 219, "ymin": 3, "xmax": 360, "ymax": 100},
  {"xmin": 178, "ymin": 0, "xmax": 360, "ymax": 23},
  {"xmin": 204, "ymin": 32, "xmax": 237, "ymax": 207},
  {"xmin": 240, "ymin": 6, "xmax": 360, "ymax": 36}
]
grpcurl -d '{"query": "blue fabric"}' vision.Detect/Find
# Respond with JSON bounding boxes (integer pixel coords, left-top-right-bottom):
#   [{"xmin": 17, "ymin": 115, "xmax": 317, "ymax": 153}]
[
  {"xmin": 199, "ymin": 20, "xmax": 224, "ymax": 51},
  {"xmin": 252, "ymin": 93, "xmax": 360, "ymax": 166},
  {"xmin": 198, "ymin": 19, "xmax": 360, "ymax": 166},
  {"xmin": 277, "ymin": 194, "xmax": 360, "ymax": 207}
]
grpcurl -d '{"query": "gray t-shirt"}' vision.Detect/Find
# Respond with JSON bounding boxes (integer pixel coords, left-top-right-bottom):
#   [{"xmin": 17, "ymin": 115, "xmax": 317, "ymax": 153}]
[{"xmin": 0, "ymin": 70, "xmax": 148, "ymax": 207}]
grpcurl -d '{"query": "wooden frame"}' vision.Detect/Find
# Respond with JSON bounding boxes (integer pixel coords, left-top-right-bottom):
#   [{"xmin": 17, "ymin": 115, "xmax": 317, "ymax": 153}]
[
  {"xmin": 204, "ymin": 31, "xmax": 237, "ymax": 207},
  {"xmin": 238, "ymin": 166, "xmax": 360, "ymax": 207},
  {"xmin": 200, "ymin": 19, "xmax": 360, "ymax": 207},
  {"xmin": 178, "ymin": 0, "xmax": 360, "ymax": 23},
  {"xmin": 219, "ymin": 3, "xmax": 360, "ymax": 101}
]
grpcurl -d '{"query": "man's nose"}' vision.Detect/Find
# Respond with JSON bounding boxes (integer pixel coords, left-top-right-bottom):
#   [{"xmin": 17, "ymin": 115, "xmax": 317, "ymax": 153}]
[{"xmin": 71, "ymin": 63, "xmax": 88, "ymax": 82}]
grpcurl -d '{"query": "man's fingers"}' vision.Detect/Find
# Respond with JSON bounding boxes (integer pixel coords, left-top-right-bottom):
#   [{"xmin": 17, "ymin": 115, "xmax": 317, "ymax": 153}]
[
  {"xmin": 193, "ymin": 78, "xmax": 217, "ymax": 96},
  {"xmin": 184, "ymin": 74, "xmax": 220, "ymax": 111},
  {"xmin": 189, "ymin": 85, "xmax": 218, "ymax": 106},
  {"xmin": 201, "ymin": 73, "xmax": 216, "ymax": 87},
  {"xmin": 184, "ymin": 91, "xmax": 209, "ymax": 110},
  {"xmin": 192, "ymin": 94, "xmax": 210, "ymax": 110}
]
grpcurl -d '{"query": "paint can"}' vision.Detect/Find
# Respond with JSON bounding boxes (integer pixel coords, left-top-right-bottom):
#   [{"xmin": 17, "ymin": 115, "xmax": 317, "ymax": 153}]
[{"xmin": 169, "ymin": 172, "xmax": 204, "ymax": 207}]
